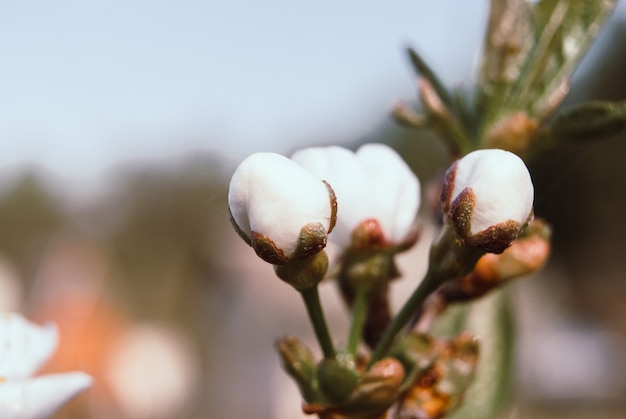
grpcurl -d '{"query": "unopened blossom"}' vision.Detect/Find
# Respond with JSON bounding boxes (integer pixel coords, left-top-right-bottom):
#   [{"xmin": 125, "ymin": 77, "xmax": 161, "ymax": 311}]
[
  {"xmin": 0, "ymin": 313, "xmax": 92, "ymax": 419},
  {"xmin": 291, "ymin": 144, "xmax": 420, "ymax": 249},
  {"xmin": 228, "ymin": 152, "xmax": 337, "ymax": 264},
  {"xmin": 441, "ymin": 149, "xmax": 534, "ymax": 253}
]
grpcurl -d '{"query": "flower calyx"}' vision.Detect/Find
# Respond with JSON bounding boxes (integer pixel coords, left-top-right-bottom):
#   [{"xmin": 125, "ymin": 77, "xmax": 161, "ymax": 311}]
[
  {"xmin": 274, "ymin": 250, "xmax": 329, "ymax": 291},
  {"xmin": 303, "ymin": 356, "xmax": 406, "ymax": 418}
]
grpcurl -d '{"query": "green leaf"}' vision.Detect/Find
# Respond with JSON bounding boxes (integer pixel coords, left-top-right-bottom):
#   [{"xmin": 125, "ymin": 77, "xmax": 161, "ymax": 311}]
[
  {"xmin": 546, "ymin": 100, "xmax": 626, "ymax": 144},
  {"xmin": 419, "ymin": 78, "xmax": 475, "ymax": 156},
  {"xmin": 520, "ymin": 0, "xmax": 617, "ymax": 118},
  {"xmin": 408, "ymin": 47, "xmax": 455, "ymax": 109},
  {"xmin": 407, "ymin": 48, "xmax": 475, "ymax": 155},
  {"xmin": 478, "ymin": 0, "xmax": 534, "ymax": 128},
  {"xmin": 445, "ymin": 290, "xmax": 514, "ymax": 419},
  {"xmin": 479, "ymin": 0, "xmax": 617, "ymax": 137}
]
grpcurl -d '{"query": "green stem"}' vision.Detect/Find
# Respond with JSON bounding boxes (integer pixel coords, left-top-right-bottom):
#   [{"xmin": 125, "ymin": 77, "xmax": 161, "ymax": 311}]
[
  {"xmin": 368, "ymin": 226, "xmax": 484, "ymax": 367},
  {"xmin": 346, "ymin": 286, "xmax": 370, "ymax": 357},
  {"xmin": 300, "ymin": 286, "xmax": 336, "ymax": 359},
  {"xmin": 368, "ymin": 270, "xmax": 443, "ymax": 367}
]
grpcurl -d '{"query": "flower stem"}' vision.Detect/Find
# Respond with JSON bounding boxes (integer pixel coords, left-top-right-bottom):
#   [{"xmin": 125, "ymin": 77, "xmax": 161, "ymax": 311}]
[
  {"xmin": 300, "ymin": 286, "xmax": 336, "ymax": 359},
  {"xmin": 346, "ymin": 286, "xmax": 370, "ymax": 357},
  {"xmin": 368, "ymin": 226, "xmax": 484, "ymax": 367},
  {"xmin": 368, "ymin": 270, "xmax": 442, "ymax": 367}
]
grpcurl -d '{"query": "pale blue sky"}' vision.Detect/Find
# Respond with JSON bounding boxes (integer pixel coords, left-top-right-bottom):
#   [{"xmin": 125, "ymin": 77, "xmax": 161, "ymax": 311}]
[
  {"xmin": 0, "ymin": 1, "xmax": 622, "ymax": 187},
  {"xmin": 0, "ymin": 1, "xmax": 488, "ymax": 183}
]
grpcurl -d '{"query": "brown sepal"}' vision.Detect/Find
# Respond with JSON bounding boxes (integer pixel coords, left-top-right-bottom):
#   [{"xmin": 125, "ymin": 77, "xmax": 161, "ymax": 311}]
[
  {"xmin": 250, "ymin": 231, "xmax": 289, "ymax": 264},
  {"xmin": 324, "ymin": 180, "xmax": 338, "ymax": 234},
  {"xmin": 466, "ymin": 219, "xmax": 521, "ymax": 254},
  {"xmin": 294, "ymin": 222, "xmax": 329, "ymax": 260},
  {"xmin": 448, "ymin": 187, "xmax": 475, "ymax": 239},
  {"xmin": 440, "ymin": 160, "xmax": 458, "ymax": 215}
]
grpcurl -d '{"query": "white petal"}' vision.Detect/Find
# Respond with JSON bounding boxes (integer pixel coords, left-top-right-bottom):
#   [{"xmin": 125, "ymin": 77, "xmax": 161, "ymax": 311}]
[
  {"xmin": 228, "ymin": 152, "xmax": 333, "ymax": 257},
  {"xmin": 0, "ymin": 372, "xmax": 92, "ymax": 419},
  {"xmin": 355, "ymin": 144, "xmax": 420, "ymax": 243},
  {"xmin": 292, "ymin": 143, "xmax": 420, "ymax": 246},
  {"xmin": 292, "ymin": 146, "xmax": 367, "ymax": 246},
  {"xmin": 452, "ymin": 149, "xmax": 533, "ymax": 235},
  {"xmin": 0, "ymin": 313, "xmax": 58, "ymax": 380}
]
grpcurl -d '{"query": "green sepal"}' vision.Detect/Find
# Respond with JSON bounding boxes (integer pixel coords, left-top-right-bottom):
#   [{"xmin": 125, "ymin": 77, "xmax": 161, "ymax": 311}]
[
  {"xmin": 339, "ymin": 358, "xmax": 405, "ymax": 417},
  {"xmin": 445, "ymin": 290, "xmax": 515, "ymax": 419},
  {"xmin": 389, "ymin": 333, "xmax": 439, "ymax": 392},
  {"xmin": 275, "ymin": 336, "xmax": 318, "ymax": 403},
  {"xmin": 274, "ymin": 250, "xmax": 328, "ymax": 291},
  {"xmin": 316, "ymin": 357, "xmax": 360, "ymax": 404}
]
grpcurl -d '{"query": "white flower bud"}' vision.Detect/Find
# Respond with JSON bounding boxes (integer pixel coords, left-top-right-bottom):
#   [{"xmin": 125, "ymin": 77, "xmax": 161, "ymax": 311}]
[
  {"xmin": 291, "ymin": 143, "xmax": 420, "ymax": 249},
  {"xmin": 441, "ymin": 149, "xmax": 534, "ymax": 253},
  {"xmin": 228, "ymin": 152, "xmax": 337, "ymax": 264}
]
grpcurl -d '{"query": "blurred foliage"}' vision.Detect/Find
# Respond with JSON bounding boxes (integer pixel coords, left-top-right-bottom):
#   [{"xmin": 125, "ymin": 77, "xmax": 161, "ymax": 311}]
[
  {"xmin": 100, "ymin": 155, "xmax": 228, "ymax": 323},
  {"xmin": 0, "ymin": 173, "xmax": 67, "ymax": 287},
  {"xmin": 0, "ymin": 154, "xmax": 230, "ymax": 328}
]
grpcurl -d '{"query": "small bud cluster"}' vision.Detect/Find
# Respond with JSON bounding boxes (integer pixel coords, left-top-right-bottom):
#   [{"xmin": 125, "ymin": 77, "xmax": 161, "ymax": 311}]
[
  {"xmin": 219, "ymin": 0, "xmax": 621, "ymax": 413},
  {"xmin": 277, "ymin": 336, "xmax": 406, "ymax": 418},
  {"xmin": 227, "ymin": 143, "xmax": 540, "ymax": 418},
  {"xmin": 228, "ymin": 144, "xmax": 421, "ymax": 288}
]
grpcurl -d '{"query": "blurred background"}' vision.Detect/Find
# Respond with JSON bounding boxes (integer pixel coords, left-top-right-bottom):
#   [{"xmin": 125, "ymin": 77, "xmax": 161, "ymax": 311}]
[{"xmin": 1, "ymin": 1, "xmax": 626, "ymax": 418}]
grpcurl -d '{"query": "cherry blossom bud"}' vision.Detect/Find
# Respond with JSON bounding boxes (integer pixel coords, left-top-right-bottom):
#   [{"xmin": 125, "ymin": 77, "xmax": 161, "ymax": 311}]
[
  {"xmin": 341, "ymin": 357, "xmax": 405, "ymax": 416},
  {"xmin": 228, "ymin": 152, "xmax": 337, "ymax": 264},
  {"xmin": 316, "ymin": 358, "xmax": 360, "ymax": 404},
  {"xmin": 291, "ymin": 143, "xmax": 420, "ymax": 249},
  {"xmin": 303, "ymin": 357, "xmax": 405, "ymax": 417},
  {"xmin": 441, "ymin": 149, "xmax": 534, "ymax": 254}
]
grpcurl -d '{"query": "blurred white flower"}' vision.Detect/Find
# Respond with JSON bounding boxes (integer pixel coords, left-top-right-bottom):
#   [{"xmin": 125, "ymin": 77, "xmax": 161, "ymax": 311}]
[
  {"xmin": 441, "ymin": 149, "xmax": 534, "ymax": 253},
  {"xmin": 228, "ymin": 152, "xmax": 337, "ymax": 264},
  {"xmin": 104, "ymin": 323, "xmax": 199, "ymax": 419},
  {"xmin": 0, "ymin": 313, "xmax": 92, "ymax": 419},
  {"xmin": 291, "ymin": 143, "xmax": 420, "ymax": 249}
]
